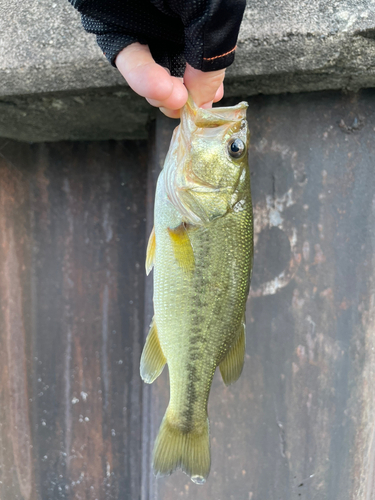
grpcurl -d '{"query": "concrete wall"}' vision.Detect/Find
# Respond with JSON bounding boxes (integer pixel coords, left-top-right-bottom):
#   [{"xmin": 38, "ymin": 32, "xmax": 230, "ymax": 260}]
[{"xmin": 1, "ymin": 0, "xmax": 375, "ymax": 140}]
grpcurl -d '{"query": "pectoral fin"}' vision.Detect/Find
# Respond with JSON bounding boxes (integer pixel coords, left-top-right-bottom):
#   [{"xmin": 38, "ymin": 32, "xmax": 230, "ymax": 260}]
[
  {"xmin": 140, "ymin": 319, "xmax": 166, "ymax": 384},
  {"xmin": 168, "ymin": 223, "xmax": 195, "ymax": 272},
  {"xmin": 219, "ymin": 319, "xmax": 246, "ymax": 386},
  {"xmin": 146, "ymin": 226, "xmax": 156, "ymax": 275}
]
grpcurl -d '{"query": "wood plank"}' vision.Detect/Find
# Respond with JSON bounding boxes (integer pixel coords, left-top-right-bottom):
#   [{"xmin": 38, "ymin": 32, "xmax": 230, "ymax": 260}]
[
  {"xmin": 149, "ymin": 90, "xmax": 375, "ymax": 499},
  {"xmin": 0, "ymin": 142, "xmax": 37, "ymax": 500},
  {"xmin": 1, "ymin": 88, "xmax": 375, "ymax": 499},
  {"xmin": 0, "ymin": 139, "xmax": 148, "ymax": 500}
]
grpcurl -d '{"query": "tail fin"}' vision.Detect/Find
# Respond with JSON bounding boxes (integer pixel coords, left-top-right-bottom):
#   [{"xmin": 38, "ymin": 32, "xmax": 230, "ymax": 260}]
[{"xmin": 152, "ymin": 410, "xmax": 210, "ymax": 485}]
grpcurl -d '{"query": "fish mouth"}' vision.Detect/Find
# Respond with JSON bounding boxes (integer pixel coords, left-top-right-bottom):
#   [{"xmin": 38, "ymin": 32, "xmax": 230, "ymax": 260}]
[
  {"xmin": 163, "ymin": 96, "xmax": 249, "ymax": 225},
  {"xmin": 183, "ymin": 95, "xmax": 248, "ymax": 129}
]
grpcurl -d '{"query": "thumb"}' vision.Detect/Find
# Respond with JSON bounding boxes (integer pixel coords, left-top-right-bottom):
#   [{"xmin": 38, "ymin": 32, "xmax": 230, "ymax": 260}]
[
  {"xmin": 183, "ymin": 63, "xmax": 225, "ymax": 108},
  {"xmin": 115, "ymin": 43, "xmax": 187, "ymax": 114}
]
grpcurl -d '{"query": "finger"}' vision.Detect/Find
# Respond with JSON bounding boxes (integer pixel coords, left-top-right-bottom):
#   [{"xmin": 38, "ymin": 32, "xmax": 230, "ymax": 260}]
[
  {"xmin": 159, "ymin": 107, "xmax": 181, "ymax": 119},
  {"xmin": 116, "ymin": 43, "xmax": 172, "ymax": 101},
  {"xmin": 159, "ymin": 79, "xmax": 222, "ymax": 117},
  {"xmin": 213, "ymin": 83, "xmax": 224, "ymax": 103},
  {"xmin": 183, "ymin": 64, "xmax": 225, "ymax": 108},
  {"xmin": 195, "ymin": 81, "xmax": 224, "ymax": 109},
  {"xmin": 146, "ymin": 77, "xmax": 187, "ymax": 110},
  {"xmin": 116, "ymin": 43, "xmax": 187, "ymax": 110}
]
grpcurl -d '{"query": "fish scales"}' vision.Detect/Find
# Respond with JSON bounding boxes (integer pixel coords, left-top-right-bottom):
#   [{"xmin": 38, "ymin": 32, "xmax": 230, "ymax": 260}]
[
  {"xmin": 141, "ymin": 96, "xmax": 253, "ymax": 484},
  {"xmin": 157, "ymin": 212, "xmax": 252, "ymax": 428}
]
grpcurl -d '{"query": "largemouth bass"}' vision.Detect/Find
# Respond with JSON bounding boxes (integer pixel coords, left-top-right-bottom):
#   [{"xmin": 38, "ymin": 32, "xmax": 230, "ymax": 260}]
[{"xmin": 141, "ymin": 97, "xmax": 253, "ymax": 484}]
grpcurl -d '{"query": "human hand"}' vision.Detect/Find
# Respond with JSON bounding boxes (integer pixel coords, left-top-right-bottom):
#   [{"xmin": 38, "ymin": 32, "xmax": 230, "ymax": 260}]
[{"xmin": 116, "ymin": 42, "xmax": 225, "ymax": 119}]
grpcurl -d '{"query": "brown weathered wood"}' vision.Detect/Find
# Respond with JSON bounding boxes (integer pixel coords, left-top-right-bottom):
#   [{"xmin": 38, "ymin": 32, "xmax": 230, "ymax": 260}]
[
  {"xmin": 0, "ymin": 143, "xmax": 36, "ymax": 500},
  {"xmin": 0, "ymin": 140, "xmax": 147, "ymax": 500},
  {"xmin": 140, "ymin": 115, "xmax": 178, "ymax": 500},
  {"xmin": 148, "ymin": 90, "xmax": 375, "ymax": 499},
  {"xmin": 0, "ymin": 88, "xmax": 375, "ymax": 499}
]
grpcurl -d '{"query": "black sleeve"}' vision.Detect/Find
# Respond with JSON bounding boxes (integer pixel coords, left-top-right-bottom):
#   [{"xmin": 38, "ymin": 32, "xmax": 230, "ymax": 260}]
[{"xmin": 68, "ymin": 0, "xmax": 246, "ymax": 77}]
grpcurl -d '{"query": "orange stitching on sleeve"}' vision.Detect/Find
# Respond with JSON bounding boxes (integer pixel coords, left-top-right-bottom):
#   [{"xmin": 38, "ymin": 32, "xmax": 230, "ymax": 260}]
[{"xmin": 203, "ymin": 46, "xmax": 237, "ymax": 61}]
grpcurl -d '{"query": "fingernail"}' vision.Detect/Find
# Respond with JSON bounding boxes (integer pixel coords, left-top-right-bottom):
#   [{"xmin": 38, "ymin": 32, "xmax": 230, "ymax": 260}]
[
  {"xmin": 146, "ymin": 98, "xmax": 162, "ymax": 107},
  {"xmin": 159, "ymin": 107, "xmax": 180, "ymax": 119},
  {"xmin": 201, "ymin": 101, "xmax": 213, "ymax": 109}
]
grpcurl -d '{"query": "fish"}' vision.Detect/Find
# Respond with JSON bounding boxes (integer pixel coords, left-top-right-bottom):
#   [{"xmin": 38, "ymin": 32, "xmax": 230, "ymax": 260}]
[{"xmin": 140, "ymin": 96, "xmax": 253, "ymax": 484}]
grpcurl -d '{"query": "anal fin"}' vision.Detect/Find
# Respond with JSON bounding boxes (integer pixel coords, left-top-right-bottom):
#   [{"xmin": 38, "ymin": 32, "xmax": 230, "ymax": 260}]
[
  {"xmin": 168, "ymin": 223, "xmax": 195, "ymax": 273},
  {"xmin": 219, "ymin": 318, "xmax": 246, "ymax": 386},
  {"xmin": 146, "ymin": 226, "xmax": 156, "ymax": 275},
  {"xmin": 140, "ymin": 318, "xmax": 166, "ymax": 383}
]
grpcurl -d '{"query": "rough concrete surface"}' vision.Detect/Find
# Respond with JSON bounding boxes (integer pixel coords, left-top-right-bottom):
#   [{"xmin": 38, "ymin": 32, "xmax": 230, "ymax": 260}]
[
  {"xmin": 1, "ymin": 0, "xmax": 375, "ymax": 140},
  {"xmin": 0, "ymin": 88, "xmax": 151, "ymax": 142}
]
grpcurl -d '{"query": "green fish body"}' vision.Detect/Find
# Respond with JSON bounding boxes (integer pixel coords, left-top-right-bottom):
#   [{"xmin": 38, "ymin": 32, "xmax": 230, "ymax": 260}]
[{"xmin": 141, "ymin": 97, "xmax": 253, "ymax": 484}]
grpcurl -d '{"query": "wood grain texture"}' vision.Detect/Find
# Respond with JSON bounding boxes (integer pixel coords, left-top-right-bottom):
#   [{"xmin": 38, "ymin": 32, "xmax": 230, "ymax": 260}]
[
  {"xmin": 0, "ymin": 143, "xmax": 35, "ymax": 500},
  {"xmin": 1, "ymin": 89, "xmax": 375, "ymax": 500},
  {"xmin": 0, "ymin": 140, "xmax": 147, "ymax": 500},
  {"xmin": 150, "ymin": 90, "xmax": 375, "ymax": 500}
]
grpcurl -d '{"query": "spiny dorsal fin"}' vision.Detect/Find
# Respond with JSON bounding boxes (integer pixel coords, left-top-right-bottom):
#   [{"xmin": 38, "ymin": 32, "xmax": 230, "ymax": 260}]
[
  {"xmin": 140, "ymin": 318, "xmax": 166, "ymax": 384},
  {"xmin": 168, "ymin": 223, "xmax": 195, "ymax": 273},
  {"xmin": 146, "ymin": 226, "xmax": 156, "ymax": 276},
  {"xmin": 219, "ymin": 319, "xmax": 246, "ymax": 386}
]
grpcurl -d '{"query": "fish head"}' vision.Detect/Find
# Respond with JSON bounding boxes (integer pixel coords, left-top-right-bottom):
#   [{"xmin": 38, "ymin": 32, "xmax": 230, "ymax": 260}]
[{"xmin": 163, "ymin": 96, "xmax": 250, "ymax": 225}]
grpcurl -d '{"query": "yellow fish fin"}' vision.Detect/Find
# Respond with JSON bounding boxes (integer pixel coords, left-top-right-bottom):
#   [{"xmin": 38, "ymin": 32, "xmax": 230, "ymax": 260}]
[
  {"xmin": 140, "ymin": 318, "xmax": 166, "ymax": 384},
  {"xmin": 153, "ymin": 409, "xmax": 210, "ymax": 485},
  {"xmin": 145, "ymin": 226, "xmax": 156, "ymax": 275},
  {"xmin": 167, "ymin": 223, "xmax": 195, "ymax": 272},
  {"xmin": 219, "ymin": 318, "xmax": 246, "ymax": 386}
]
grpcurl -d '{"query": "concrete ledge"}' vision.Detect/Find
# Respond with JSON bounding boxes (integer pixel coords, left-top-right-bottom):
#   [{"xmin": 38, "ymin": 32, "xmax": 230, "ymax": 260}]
[
  {"xmin": 1, "ymin": 0, "xmax": 375, "ymax": 141},
  {"xmin": 0, "ymin": 87, "xmax": 150, "ymax": 142}
]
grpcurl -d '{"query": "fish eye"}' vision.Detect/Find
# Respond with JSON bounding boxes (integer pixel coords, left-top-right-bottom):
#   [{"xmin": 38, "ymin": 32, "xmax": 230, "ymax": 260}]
[{"xmin": 227, "ymin": 138, "xmax": 245, "ymax": 159}]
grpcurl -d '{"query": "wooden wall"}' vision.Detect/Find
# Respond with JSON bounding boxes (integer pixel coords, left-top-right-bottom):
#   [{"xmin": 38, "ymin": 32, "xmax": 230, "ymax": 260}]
[{"xmin": 0, "ymin": 89, "xmax": 375, "ymax": 499}]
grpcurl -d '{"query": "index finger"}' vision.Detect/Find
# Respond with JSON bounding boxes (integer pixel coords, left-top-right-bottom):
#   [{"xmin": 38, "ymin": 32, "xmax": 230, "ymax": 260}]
[{"xmin": 183, "ymin": 64, "xmax": 226, "ymax": 108}]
